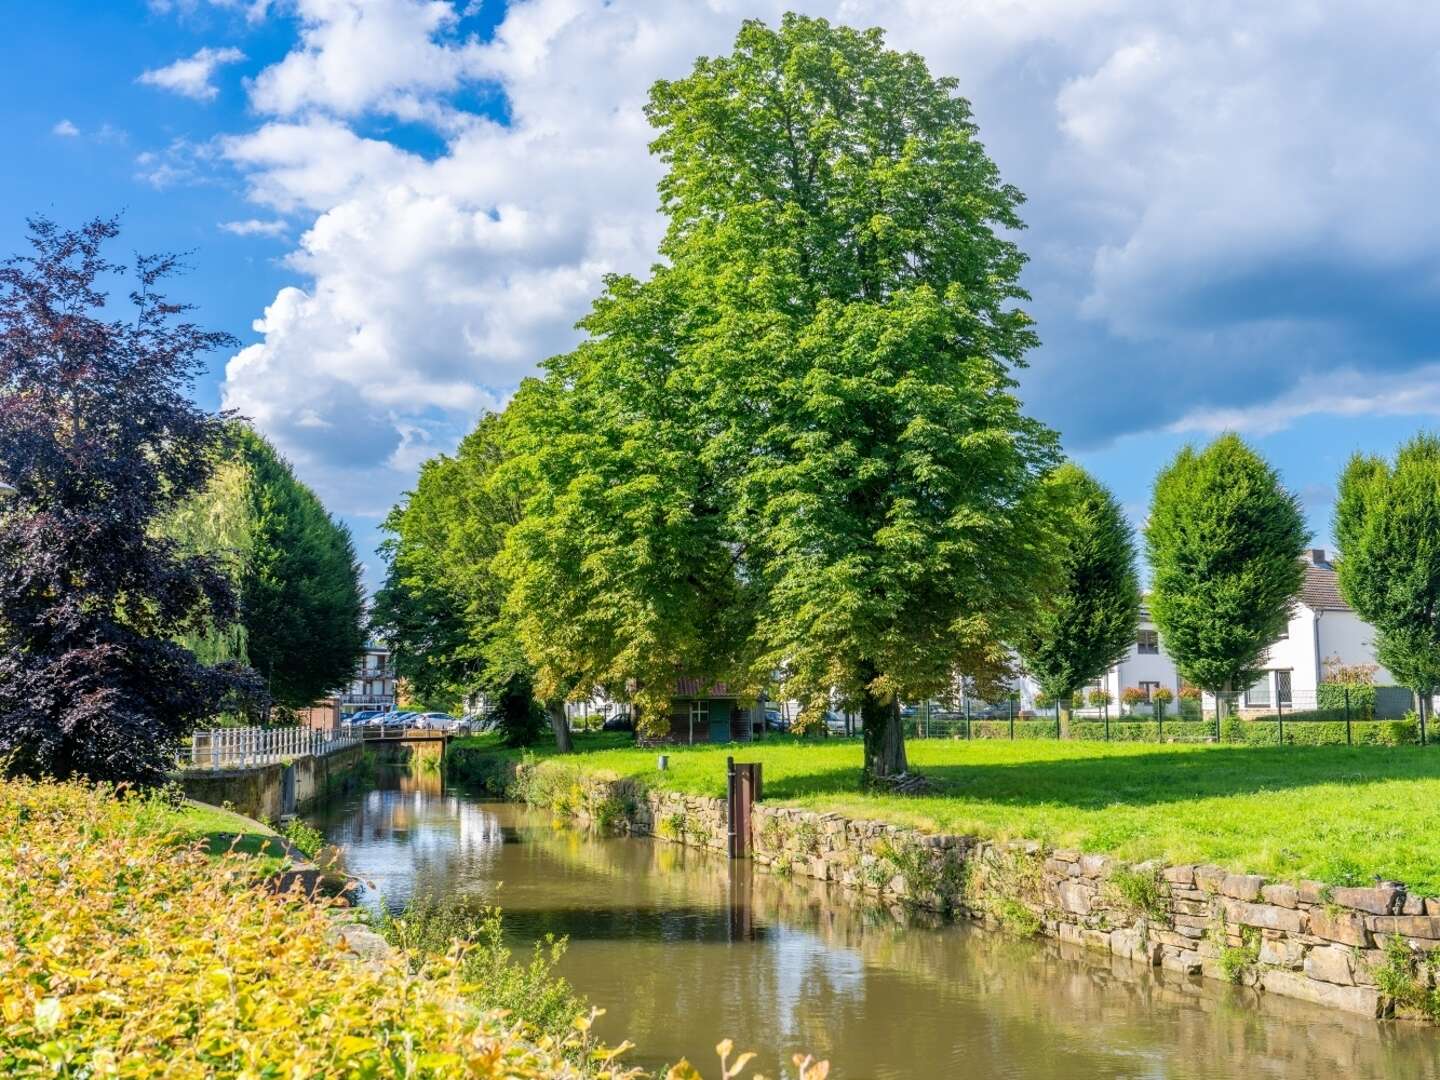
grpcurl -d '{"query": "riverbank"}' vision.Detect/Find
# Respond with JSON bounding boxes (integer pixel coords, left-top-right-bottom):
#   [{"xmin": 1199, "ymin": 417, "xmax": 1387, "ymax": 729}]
[
  {"xmin": 450, "ymin": 733, "xmax": 1440, "ymax": 893},
  {"xmin": 450, "ymin": 736, "xmax": 1440, "ymax": 1023},
  {"xmin": 0, "ymin": 777, "xmax": 662, "ymax": 1078}
]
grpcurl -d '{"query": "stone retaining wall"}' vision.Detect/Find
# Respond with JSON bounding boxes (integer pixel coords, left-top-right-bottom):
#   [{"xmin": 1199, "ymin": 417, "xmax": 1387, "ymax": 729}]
[
  {"xmin": 502, "ymin": 759, "xmax": 1440, "ymax": 1023},
  {"xmin": 175, "ymin": 742, "xmax": 369, "ymax": 821}
]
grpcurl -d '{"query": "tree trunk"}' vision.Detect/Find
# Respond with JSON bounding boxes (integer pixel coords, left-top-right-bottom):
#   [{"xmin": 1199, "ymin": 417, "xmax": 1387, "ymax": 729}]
[
  {"xmin": 545, "ymin": 700, "xmax": 573, "ymax": 753},
  {"xmin": 860, "ymin": 667, "xmax": 907, "ymax": 782}
]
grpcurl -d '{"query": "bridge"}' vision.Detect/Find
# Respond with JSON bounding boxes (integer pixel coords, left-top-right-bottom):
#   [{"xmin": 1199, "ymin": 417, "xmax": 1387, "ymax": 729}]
[
  {"xmin": 180, "ymin": 724, "xmax": 461, "ymax": 772},
  {"xmin": 357, "ymin": 725, "xmax": 458, "ymax": 744}
]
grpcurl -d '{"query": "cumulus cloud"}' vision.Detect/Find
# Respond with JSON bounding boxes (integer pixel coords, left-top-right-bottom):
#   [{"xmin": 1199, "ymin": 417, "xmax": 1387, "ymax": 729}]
[
  {"xmin": 248, "ymin": 0, "xmax": 488, "ymax": 121},
  {"xmin": 52, "ymin": 119, "xmax": 79, "ymax": 137},
  {"xmin": 189, "ymin": 0, "xmax": 1440, "ymax": 537},
  {"xmin": 138, "ymin": 45, "xmax": 246, "ymax": 101}
]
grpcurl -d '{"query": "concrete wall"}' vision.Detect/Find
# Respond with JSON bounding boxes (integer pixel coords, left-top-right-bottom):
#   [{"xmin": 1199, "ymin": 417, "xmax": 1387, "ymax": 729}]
[
  {"xmin": 175, "ymin": 742, "xmax": 369, "ymax": 822},
  {"xmin": 510, "ymin": 761, "xmax": 1440, "ymax": 1024}
]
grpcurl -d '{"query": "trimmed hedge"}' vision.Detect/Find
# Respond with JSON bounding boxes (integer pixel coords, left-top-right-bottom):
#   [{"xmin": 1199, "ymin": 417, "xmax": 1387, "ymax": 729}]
[
  {"xmin": 1070, "ymin": 720, "xmax": 1215, "ymax": 743},
  {"xmin": 1221, "ymin": 716, "xmax": 1420, "ymax": 746},
  {"xmin": 969, "ymin": 720, "xmax": 1059, "ymax": 740},
  {"xmin": 1316, "ymin": 681, "xmax": 1376, "ymax": 718}
]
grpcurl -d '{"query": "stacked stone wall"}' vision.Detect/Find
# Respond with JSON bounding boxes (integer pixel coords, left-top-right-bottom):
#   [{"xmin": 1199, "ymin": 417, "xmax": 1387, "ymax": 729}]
[{"xmin": 499, "ymin": 760, "xmax": 1440, "ymax": 1022}]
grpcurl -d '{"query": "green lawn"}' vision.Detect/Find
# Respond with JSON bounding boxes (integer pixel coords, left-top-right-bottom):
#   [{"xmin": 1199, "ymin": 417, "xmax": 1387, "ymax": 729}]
[
  {"xmin": 455, "ymin": 733, "xmax": 1440, "ymax": 894},
  {"xmin": 138, "ymin": 798, "xmax": 291, "ymax": 873}
]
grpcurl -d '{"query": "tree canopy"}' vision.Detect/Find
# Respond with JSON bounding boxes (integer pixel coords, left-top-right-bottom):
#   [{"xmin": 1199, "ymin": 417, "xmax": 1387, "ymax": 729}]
[
  {"xmin": 0, "ymin": 217, "xmax": 262, "ymax": 783},
  {"xmin": 1017, "ymin": 465, "xmax": 1139, "ymax": 704},
  {"xmin": 375, "ymin": 409, "xmax": 566, "ymax": 748},
  {"xmin": 494, "ymin": 15, "xmax": 1058, "ymax": 778},
  {"xmin": 1335, "ymin": 434, "xmax": 1440, "ymax": 719},
  {"xmin": 234, "ymin": 428, "xmax": 366, "ymax": 711},
  {"xmin": 165, "ymin": 426, "xmax": 366, "ymax": 714},
  {"xmin": 1145, "ymin": 434, "xmax": 1307, "ymax": 695}
]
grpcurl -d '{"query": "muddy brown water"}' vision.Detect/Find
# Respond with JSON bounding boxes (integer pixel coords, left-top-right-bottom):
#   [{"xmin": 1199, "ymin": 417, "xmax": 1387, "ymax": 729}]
[{"xmin": 306, "ymin": 767, "xmax": 1440, "ymax": 1078}]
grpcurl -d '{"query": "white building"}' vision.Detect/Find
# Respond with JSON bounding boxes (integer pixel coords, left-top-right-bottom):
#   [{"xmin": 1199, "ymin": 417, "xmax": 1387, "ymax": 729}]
[
  {"xmin": 339, "ymin": 643, "xmax": 397, "ymax": 715},
  {"xmin": 1036, "ymin": 549, "xmax": 1389, "ymax": 715}
]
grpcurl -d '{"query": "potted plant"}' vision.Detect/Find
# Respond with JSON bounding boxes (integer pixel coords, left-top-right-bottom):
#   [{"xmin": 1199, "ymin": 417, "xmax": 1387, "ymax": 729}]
[
  {"xmin": 1120, "ymin": 686, "xmax": 1147, "ymax": 716},
  {"xmin": 1151, "ymin": 686, "xmax": 1174, "ymax": 719}
]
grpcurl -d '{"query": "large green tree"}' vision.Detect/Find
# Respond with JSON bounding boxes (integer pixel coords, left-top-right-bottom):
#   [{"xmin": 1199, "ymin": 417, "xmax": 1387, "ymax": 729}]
[
  {"xmin": 1017, "ymin": 465, "xmax": 1140, "ymax": 707},
  {"xmin": 1145, "ymin": 434, "xmax": 1307, "ymax": 699},
  {"xmin": 239, "ymin": 429, "xmax": 366, "ymax": 711},
  {"xmin": 376, "ymin": 409, "xmax": 570, "ymax": 749},
  {"xmin": 501, "ymin": 16, "xmax": 1058, "ymax": 776},
  {"xmin": 171, "ymin": 427, "xmax": 365, "ymax": 712},
  {"xmin": 657, "ymin": 15, "xmax": 1057, "ymax": 779},
  {"xmin": 1334, "ymin": 434, "xmax": 1440, "ymax": 728}
]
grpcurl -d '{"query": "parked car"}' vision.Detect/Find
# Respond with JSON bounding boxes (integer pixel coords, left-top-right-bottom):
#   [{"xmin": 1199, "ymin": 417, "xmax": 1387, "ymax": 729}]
[
  {"xmin": 601, "ymin": 712, "xmax": 634, "ymax": 732},
  {"xmin": 764, "ymin": 710, "xmax": 789, "ymax": 732},
  {"xmin": 344, "ymin": 710, "xmax": 379, "ymax": 727},
  {"xmin": 415, "ymin": 712, "xmax": 456, "ymax": 730}
]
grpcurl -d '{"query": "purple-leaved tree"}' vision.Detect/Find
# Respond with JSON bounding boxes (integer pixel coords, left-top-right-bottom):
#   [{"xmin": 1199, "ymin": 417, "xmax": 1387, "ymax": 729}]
[{"xmin": 0, "ymin": 217, "xmax": 264, "ymax": 784}]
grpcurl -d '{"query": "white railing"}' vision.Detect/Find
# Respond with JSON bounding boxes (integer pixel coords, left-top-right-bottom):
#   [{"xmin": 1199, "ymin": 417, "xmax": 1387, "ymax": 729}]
[{"xmin": 181, "ymin": 726, "xmax": 363, "ymax": 772}]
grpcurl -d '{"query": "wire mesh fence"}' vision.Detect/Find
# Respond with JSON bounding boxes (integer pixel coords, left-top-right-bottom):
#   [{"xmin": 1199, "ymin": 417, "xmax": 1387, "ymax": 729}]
[{"xmin": 898, "ymin": 685, "xmax": 1431, "ymax": 746}]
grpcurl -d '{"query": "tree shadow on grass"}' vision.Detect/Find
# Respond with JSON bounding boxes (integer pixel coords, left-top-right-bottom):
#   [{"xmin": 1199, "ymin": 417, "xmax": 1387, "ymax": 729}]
[
  {"xmin": 763, "ymin": 745, "xmax": 1440, "ymax": 810},
  {"xmin": 198, "ymin": 829, "xmax": 291, "ymax": 862}
]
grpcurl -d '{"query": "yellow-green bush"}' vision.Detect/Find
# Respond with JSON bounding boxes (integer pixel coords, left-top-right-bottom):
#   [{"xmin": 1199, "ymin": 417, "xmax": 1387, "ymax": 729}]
[{"xmin": 0, "ymin": 778, "xmax": 651, "ymax": 1078}]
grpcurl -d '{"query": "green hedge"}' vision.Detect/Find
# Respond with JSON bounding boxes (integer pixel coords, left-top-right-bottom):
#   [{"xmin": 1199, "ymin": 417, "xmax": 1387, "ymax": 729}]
[
  {"xmin": 1069, "ymin": 720, "xmax": 1216, "ymax": 743},
  {"xmin": 1316, "ymin": 682, "xmax": 1376, "ymax": 718},
  {"xmin": 969, "ymin": 720, "xmax": 1059, "ymax": 740},
  {"xmin": 1220, "ymin": 716, "xmax": 1420, "ymax": 746}
]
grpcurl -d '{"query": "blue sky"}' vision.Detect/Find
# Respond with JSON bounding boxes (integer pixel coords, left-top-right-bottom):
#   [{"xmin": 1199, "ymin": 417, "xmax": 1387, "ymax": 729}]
[{"xmin": 6, "ymin": 1, "xmax": 1440, "ymax": 587}]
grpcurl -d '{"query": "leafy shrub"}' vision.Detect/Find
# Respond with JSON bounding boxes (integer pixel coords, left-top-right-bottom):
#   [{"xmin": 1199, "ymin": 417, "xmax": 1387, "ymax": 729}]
[
  {"xmin": 970, "ymin": 720, "xmax": 1057, "ymax": 740},
  {"xmin": 281, "ymin": 817, "xmax": 326, "ymax": 859},
  {"xmin": 0, "ymin": 778, "xmax": 644, "ymax": 1078},
  {"xmin": 1070, "ymin": 720, "xmax": 1213, "ymax": 743},
  {"xmin": 1120, "ymin": 687, "xmax": 1148, "ymax": 708},
  {"xmin": 1086, "ymin": 688, "xmax": 1112, "ymax": 708},
  {"xmin": 1317, "ymin": 681, "xmax": 1377, "ymax": 718},
  {"xmin": 383, "ymin": 897, "xmax": 587, "ymax": 1045}
]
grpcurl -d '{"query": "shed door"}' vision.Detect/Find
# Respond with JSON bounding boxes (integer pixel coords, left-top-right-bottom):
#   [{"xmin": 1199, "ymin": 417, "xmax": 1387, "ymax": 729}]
[{"xmin": 709, "ymin": 700, "xmax": 731, "ymax": 743}]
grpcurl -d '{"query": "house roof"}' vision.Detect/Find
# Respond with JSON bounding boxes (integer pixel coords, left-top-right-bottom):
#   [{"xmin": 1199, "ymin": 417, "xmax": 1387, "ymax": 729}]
[
  {"xmin": 674, "ymin": 677, "xmax": 739, "ymax": 698},
  {"xmin": 1300, "ymin": 562, "xmax": 1350, "ymax": 611}
]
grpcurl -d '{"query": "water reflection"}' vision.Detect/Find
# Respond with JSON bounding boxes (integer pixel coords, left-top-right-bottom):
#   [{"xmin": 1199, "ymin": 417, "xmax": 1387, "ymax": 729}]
[{"xmin": 306, "ymin": 767, "xmax": 1440, "ymax": 1078}]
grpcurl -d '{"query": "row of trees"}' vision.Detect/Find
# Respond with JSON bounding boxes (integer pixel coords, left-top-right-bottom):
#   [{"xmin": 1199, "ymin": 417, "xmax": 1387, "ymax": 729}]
[
  {"xmin": 381, "ymin": 16, "xmax": 1440, "ymax": 778},
  {"xmin": 0, "ymin": 217, "xmax": 365, "ymax": 784},
  {"xmin": 377, "ymin": 15, "xmax": 1060, "ymax": 778}
]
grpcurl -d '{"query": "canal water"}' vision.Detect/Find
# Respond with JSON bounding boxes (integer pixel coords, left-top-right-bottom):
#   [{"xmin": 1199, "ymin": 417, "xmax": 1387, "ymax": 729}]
[{"xmin": 306, "ymin": 767, "xmax": 1440, "ymax": 1079}]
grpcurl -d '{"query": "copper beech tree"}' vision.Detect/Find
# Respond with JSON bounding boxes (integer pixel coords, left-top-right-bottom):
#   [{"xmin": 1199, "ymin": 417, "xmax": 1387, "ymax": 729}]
[{"xmin": 0, "ymin": 217, "xmax": 263, "ymax": 784}]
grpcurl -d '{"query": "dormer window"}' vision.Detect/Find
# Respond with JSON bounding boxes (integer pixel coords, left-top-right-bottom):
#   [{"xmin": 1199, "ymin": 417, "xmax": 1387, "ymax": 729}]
[{"xmin": 1137, "ymin": 629, "xmax": 1159, "ymax": 654}]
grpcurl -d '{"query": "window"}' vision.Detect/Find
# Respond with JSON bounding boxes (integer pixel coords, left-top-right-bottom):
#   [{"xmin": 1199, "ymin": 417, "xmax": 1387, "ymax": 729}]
[
  {"xmin": 1137, "ymin": 629, "xmax": 1160, "ymax": 655},
  {"xmin": 1139, "ymin": 681, "xmax": 1160, "ymax": 701},
  {"xmin": 1245, "ymin": 674, "xmax": 1272, "ymax": 708},
  {"xmin": 1276, "ymin": 670, "xmax": 1293, "ymax": 707}
]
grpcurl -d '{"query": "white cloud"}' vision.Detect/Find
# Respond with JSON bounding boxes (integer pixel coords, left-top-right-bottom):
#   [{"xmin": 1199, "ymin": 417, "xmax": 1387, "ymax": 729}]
[
  {"xmin": 219, "ymin": 217, "xmax": 288, "ymax": 237},
  {"xmin": 1169, "ymin": 363, "xmax": 1440, "ymax": 438},
  {"xmin": 248, "ymin": 0, "xmax": 487, "ymax": 121},
  {"xmin": 138, "ymin": 45, "xmax": 246, "ymax": 102},
  {"xmin": 52, "ymin": 119, "xmax": 79, "ymax": 137},
  {"xmin": 197, "ymin": 0, "xmax": 1440, "ymax": 537}
]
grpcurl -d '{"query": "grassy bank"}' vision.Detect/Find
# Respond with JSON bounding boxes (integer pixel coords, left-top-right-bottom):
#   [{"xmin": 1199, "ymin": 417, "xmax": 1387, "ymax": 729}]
[
  {"xmin": 1, "ymin": 777, "xmax": 728, "ymax": 1078},
  {"xmin": 451, "ymin": 733, "xmax": 1440, "ymax": 894}
]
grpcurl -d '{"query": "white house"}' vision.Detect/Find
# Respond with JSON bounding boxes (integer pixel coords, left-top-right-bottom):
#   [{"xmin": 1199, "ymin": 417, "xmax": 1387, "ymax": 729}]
[
  {"xmin": 1036, "ymin": 549, "xmax": 1389, "ymax": 715},
  {"xmin": 339, "ymin": 642, "xmax": 397, "ymax": 715}
]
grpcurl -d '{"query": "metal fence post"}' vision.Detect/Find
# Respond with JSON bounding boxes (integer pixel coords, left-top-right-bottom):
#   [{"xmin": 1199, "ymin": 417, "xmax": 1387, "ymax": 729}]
[
  {"xmin": 1345, "ymin": 687, "xmax": 1352, "ymax": 746},
  {"xmin": 1009, "ymin": 698, "xmax": 1015, "ymax": 740},
  {"xmin": 964, "ymin": 695, "xmax": 972, "ymax": 740},
  {"xmin": 1055, "ymin": 701, "xmax": 1061, "ymax": 740}
]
